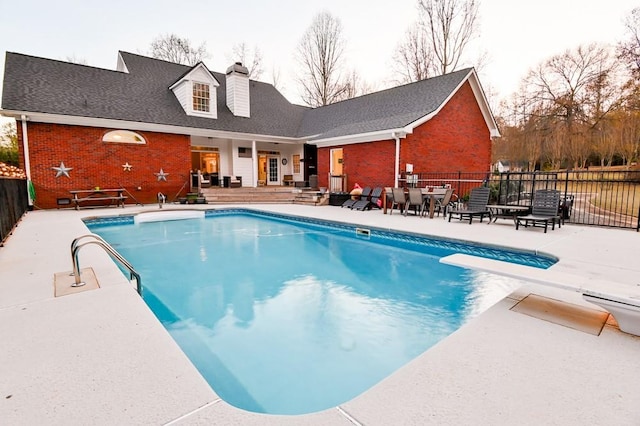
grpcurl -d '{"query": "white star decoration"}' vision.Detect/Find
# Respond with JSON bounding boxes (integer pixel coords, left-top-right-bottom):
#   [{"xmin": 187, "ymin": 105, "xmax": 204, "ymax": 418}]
[
  {"xmin": 122, "ymin": 162, "xmax": 133, "ymax": 171},
  {"xmin": 52, "ymin": 162, "xmax": 73, "ymax": 178},
  {"xmin": 154, "ymin": 168, "xmax": 169, "ymax": 181}
]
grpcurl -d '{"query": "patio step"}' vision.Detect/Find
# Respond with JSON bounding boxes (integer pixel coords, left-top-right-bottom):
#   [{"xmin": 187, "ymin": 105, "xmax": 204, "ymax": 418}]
[
  {"xmin": 200, "ymin": 187, "xmax": 299, "ymax": 204},
  {"xmin": 199, "ymin": 187, "xmax": 328, "ymax": 205},
  {"xmin": 293, "ymin": 190, "xmax": 329, "ymax": 206}
]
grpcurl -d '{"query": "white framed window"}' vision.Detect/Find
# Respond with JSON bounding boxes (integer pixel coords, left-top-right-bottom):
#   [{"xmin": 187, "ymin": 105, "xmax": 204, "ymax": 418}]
[
  {"xmin": 102, "ymin": 130, "xmax": 146, "ymax": 144},
  {"xmin": 193, "ymin": 82, "xmax": 210, "ymax": 112}
]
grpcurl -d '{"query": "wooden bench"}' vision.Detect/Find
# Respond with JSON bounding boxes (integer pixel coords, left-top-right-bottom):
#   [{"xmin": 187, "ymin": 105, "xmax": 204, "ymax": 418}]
[
  {"xmin": 70, "ymin": 189, "xmax": 127, "ymax": 210},
  {"xmin": 283, "ymin": 175, "xmax": 294, "ymax": 186}
]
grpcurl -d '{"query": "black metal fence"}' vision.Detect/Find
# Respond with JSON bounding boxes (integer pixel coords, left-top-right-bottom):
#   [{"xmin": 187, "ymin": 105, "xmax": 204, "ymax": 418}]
[
  {"xmin": 399, "ymin": 171, "xmax": 490, "ymax": 201},
  {"xmin": 407, "ymin": 170, "xmax": 640, "ymax": 230},
  {"xmin": 1, "ymin": 178, "xmax": 28, "ymax": 245}
]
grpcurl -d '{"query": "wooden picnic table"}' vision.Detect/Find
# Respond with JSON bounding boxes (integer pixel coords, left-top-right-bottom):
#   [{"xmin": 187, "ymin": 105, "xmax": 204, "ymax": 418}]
[{"xmin": 69, "ymin": 188, "xmax": 127, "ymax": 210}]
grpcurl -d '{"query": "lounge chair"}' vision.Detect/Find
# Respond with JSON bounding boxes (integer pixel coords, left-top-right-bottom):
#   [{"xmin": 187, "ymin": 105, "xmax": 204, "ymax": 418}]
[
  {"xmin": 515, "ymin": 189, "xmax": 561, "ymax": 233},
  {"xmin": 404, "ymin": 188, "xmax": 425, "ymax": 216},
  {"xmin": 342, "ymin": 186, "xmax": 370, "ymax": 208},
  {"xmin": 448, "ymin": 186, "xmax": 490, "ymax": 224},
  {"xmin": 353, "ymin": 187, "xmax": 383, "ymax": 210},
  {"xmin": 390, "ymin": 187, "xmax": 407, "ymax": 215}
]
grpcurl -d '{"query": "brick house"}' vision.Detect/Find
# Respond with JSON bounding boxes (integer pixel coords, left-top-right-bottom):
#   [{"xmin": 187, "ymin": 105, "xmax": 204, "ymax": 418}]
[{"xmin": 1, "ymin": 51, "xmax": 499, "ymax": 208}]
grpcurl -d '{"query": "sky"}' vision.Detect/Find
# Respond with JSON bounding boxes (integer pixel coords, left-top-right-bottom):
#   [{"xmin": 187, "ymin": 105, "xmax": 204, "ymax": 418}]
[{"xmin": 0, "ymin": 0, "xmax": 638, "ymax": 126}]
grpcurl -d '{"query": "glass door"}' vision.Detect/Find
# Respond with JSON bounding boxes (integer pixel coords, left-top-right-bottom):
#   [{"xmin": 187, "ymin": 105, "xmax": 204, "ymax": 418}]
[{"xmin": 267, "ymin": 156, "xmax": 280, "ymax": 185}]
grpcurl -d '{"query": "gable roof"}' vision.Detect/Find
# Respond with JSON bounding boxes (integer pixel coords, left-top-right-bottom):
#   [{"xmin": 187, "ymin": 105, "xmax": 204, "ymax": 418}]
[
  {"xmin": 1, "ymin": 51, "xmax": 499, "ymax": 143},
  {"xmin": 168, "ymin": 61, "xmax": 220, "ymax": 89},
  {"xmin": 1, "ymin": 52, "xmax": 307, "ymax": 140},
  {"xmin": 300, "ymin": 68, "xmax": 500, "ymax": 145}
]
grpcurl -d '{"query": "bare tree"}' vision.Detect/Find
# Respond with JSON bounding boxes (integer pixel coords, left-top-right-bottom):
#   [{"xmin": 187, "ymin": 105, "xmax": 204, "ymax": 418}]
[
  {"xmin": 342, "ymin": 69, "xmax": 376, "ymax": 99},
  {"xmin": 494, "ymin": 94, "xmax": 542, "ymax": 170},
  {"xmin": 295, "ymin": 11, "xmax": 349, "ymax": 107},
  {"xmin": 0, "ymin": 121, "xmax": 17, "ymax": 147},
  {"xmin": 229, "ymin": 43, "xmax": 264, "ymax": 80},
  {"xmin": 618, "ymin": 7, "xmax": 640, "ymax": 79},
  {"xmin": 524, "ymin": 44, "xmax": 619, "ymax": 168},
  {"xmin": 418, "ymin": 0, "xmax": 480, "ymax": 75},
  {"xmin": 0, "ymin": 121, "xmax": 19, "ymax": 166},
  {"xmin": 271, "ymin": 66, "xmax": 283, "ymax": 92},
  {"xmin": 615, "ymin": 80, "xmax": 640, "ymax": 167},
  {"xmin": 591, "ymin": 116, "xmax": 618, "ymax": 167},
  {"xmin": 614, "ymin": 110, "xmax": 640, "ymax": 166},
  {"xmin": 582, "ymin": 56, "xmax": 624, "ymax": 168},
  {"xmin": 149, "ymin": 33, "xmax": 209, "ymax": 65},
  {"xmin": 392, "ymin": 22, "xmax": 436, "ymax": 83}
]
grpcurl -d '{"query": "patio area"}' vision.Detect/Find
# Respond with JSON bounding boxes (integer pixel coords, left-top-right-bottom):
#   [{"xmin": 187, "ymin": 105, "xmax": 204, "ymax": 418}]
[{"xmin": 1, "ymin": 204, "xmax": 639, "ymax": 425}]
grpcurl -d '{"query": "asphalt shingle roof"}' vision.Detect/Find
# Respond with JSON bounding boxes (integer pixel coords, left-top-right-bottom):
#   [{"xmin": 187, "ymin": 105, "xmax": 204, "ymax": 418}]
[
  {"xmin": 1, "ymin": 51, "xmax": 472, "ymax": 141},
  {"xmin": 298, "ymin": 68, "xmax": 471, "ymax": 139}
]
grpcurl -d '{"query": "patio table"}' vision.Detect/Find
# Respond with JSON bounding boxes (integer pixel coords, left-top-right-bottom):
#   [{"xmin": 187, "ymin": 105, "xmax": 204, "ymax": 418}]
[
  {"xmin": 421, "ymin": 188, "xmax": 449, "ymax": 218},
  {"xmin": 486, "ymin": 204, "xmax": 530, "ymax": 224}
]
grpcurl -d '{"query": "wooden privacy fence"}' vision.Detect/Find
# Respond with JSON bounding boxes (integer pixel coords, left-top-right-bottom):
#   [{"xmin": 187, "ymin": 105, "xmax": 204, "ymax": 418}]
[{"xmin": 0, "ymin": 178, "xmax": 28, "ymax": 245}]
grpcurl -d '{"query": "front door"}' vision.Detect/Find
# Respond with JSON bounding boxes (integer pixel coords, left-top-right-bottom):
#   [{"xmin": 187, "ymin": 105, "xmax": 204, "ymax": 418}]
[
  {"xmin": 267, "ymin": 156, "xmax": 280, "ymax": 185},
  {"xmin": 330, "ymin": 148, "xmax": 344, "ymax": 192},
  {"xmin": 258, "ymin": 155, "xmax": 267, "ymax": 186},
  {"xmin": 303, "ymin": 143, "xmax": 317, "ymax": 182}
]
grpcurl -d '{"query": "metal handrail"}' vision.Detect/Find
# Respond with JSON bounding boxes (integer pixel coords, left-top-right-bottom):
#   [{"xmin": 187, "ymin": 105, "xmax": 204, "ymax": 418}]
[
  {"xmin": 157, "ymin": 192, "xmax": 166, "ymax": 208},
  {"xmin": 71, "ymin": 234, "xmax": 142, "ymax": 295}
]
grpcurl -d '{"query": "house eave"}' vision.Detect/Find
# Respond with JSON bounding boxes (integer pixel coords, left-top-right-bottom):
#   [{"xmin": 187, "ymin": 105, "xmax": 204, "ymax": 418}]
[
  {"xmin": 308, "ymin": 129, "xmax": 408, "ymax": 148},
  {"xmin": 0, "ymin": 110, "xmax": 304, "ymax": 144}
]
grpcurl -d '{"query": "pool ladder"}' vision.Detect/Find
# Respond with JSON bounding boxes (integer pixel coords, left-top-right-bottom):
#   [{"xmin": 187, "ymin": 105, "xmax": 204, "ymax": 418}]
[{"xmin": 70, "ymin": 234, "xmax": 142, "ymax": 295}]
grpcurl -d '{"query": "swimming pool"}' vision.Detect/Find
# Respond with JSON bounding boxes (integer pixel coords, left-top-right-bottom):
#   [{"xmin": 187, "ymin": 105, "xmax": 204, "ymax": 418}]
[{"xmin": 86, "ymin": 209, "xmax": 555, "ymax": 415}]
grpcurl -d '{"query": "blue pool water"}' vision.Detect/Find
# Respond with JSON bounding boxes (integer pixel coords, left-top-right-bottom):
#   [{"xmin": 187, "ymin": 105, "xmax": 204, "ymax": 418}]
[{"xmin": 87, "ymin": 210, "xmax": 555, "ymax": 415}]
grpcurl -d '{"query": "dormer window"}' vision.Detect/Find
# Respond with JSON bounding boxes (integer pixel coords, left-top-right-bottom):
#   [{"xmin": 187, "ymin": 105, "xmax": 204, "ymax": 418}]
[
  {"xmin": 169, "ymin": 62, "xmax": 219, "ymax": 119},
  {"xmin": 193, "ymin": 83, "xmax": 210, "ymax": 113}
]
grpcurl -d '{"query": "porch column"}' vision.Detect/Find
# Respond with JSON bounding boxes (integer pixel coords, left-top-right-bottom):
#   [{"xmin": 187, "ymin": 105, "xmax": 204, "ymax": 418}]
[
  {"xmin": 21, "ymin": 115, "xmax": 33, "ymax": 207},
  {"xmin": 393, "ymin": 132, "xmax": 400, "ymax": 188},
  {"xmin": 21, "ymin": 115, "xmax": 31, "ymax": 180},
  {"xmin": 252, "ymin": 140, "xmax": 257, "ymax": 187}
]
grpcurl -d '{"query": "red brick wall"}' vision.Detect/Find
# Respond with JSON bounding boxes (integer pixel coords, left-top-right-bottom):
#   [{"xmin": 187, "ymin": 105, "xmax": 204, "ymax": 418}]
[
  {"xmin": 17, "ymin": 122, "xmax": 191, "ymax": 209},
  {"xmin": 401, "ymin": 81, "xmax": 491, "ymax": 173},
  {"xmin": 317, "ymin": 81, "xmax": 492, "ymax": 188},
  {"xmin": 316, "ymin": 141, "xmax": 396, "ymax": 191}
]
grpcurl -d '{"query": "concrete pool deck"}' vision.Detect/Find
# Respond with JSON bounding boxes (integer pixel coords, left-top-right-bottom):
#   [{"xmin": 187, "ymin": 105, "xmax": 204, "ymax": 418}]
[{"xmin": 1, "ymin": 204, "xmax": 639, "ymax": 425}]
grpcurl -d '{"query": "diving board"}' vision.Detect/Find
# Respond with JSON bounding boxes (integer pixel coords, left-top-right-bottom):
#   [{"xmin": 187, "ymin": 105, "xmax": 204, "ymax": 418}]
[{"xmin": 440, "ymin": 253, "xmax": 640, "ymax": 336}]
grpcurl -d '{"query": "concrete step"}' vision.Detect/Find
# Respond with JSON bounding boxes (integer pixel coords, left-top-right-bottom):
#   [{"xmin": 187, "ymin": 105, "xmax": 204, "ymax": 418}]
[
  {"xmin": 200, "ymin": 187, "xmax": 314, "ymax": 204},
  {"xmin": 293, "ymin": 191, "xmax": 329, "ymax": 206}
]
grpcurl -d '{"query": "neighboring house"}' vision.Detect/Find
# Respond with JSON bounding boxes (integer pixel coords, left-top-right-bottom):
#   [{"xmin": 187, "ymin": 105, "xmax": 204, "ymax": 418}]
[
  {"xmin": 495, "ymin": 160, "xmax": 511, "ymax": 173},
  {"xmin": 494, "ymin": 160, "xmax": 526, "ymax": 173},
  {"xmin": 1, "ymin": 51, "xmax": 499, "ymax": 208}
]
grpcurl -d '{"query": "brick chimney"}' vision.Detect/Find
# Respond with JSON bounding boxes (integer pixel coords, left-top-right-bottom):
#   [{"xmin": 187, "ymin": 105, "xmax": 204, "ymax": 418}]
[{"xmin": 226, "ymin": 62, "xmax": 250, "ymax": 118}]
